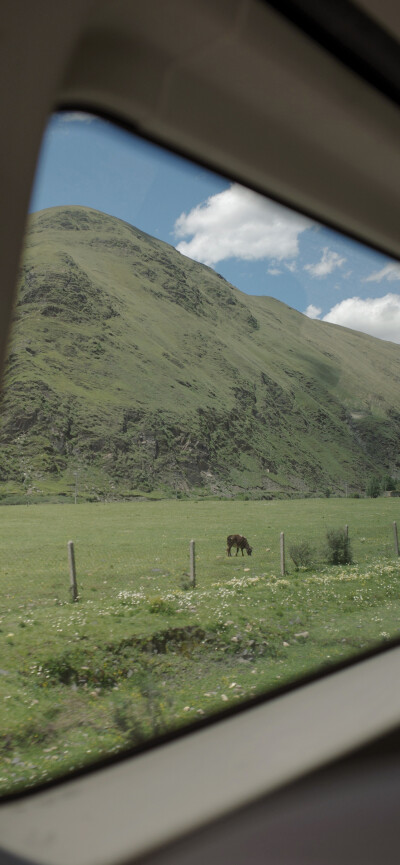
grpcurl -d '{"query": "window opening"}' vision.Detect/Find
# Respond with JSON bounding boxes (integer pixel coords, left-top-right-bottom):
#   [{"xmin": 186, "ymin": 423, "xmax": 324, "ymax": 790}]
[{"xmin": 1, "ymin": 111, "xmax": 400, "ymax": 795}]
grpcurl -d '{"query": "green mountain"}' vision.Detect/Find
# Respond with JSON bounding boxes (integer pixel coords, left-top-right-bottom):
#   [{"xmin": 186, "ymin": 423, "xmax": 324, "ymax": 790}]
[{"xmin": 1, "ymin": 205, "xmax": 399, "ymax": 501}]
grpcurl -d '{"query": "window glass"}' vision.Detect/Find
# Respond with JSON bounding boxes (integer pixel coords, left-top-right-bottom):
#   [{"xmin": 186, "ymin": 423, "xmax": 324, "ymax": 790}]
[{"xmin": 1, "ymin": 112, "xmax": 400, "ymax": 795}]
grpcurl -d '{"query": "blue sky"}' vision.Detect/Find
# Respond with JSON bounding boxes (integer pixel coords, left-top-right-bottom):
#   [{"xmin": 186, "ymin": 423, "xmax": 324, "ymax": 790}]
[{"xmin": 30, "ymin": 112, "xmax": 400, "ymax": 343}]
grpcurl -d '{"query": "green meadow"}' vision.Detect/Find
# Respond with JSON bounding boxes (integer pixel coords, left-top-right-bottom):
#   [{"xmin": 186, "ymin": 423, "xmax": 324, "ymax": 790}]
[{"xmin": 1, "ymin": 497, "xmax": 400, "ymax": 796}]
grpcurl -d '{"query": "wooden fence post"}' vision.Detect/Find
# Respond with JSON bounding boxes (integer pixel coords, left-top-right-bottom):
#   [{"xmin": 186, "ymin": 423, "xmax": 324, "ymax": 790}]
[
  {"xmin": 190, "ymin": 539, "xmax": 196, "ymax": 587},
  {"xmin": 344, "ymin": 524, "xmax": 349, "ymax": 539},
  {"xmin": 68, "ymin": 540, "xmax": 78, "ymax": 601},
  {"xmin": 394, "ymin": 522, "xmax": 399, "ymax": 557},
  {"xmin": 280, "ymin": 531, "xmax": 285, "ymax": 576}
]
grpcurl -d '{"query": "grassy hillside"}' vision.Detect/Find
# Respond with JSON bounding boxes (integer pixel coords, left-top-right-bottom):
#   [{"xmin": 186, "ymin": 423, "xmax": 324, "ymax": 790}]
[{"xmin": 1, "ymin": 205, "xmax": 400, "ymax": 501}]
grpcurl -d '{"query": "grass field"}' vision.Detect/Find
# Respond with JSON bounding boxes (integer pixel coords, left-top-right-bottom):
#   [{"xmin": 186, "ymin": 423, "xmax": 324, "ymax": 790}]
[{"xmin": 1, "ymin": 497, "xmax": 400, "ymax": 796}]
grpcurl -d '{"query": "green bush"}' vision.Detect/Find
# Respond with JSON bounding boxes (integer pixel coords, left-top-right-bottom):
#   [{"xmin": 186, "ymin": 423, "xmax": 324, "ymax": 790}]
[
  {"xmin": 112, "ymin": 697, "xmax": 147, "ymax": 743},
  {"xmin": 366, "ymin": 477, "xmax": 381, "ymax": 498},
  {"xmin": 148, "ymin": 596, "xmax": 175, "ymax": 615},
  {"xmin": 289, "ymin": 541, "xmax": 314, "ymax": 570},
  {"xmin": 179, "ymin": 574, "xmax": 193, "ymax": 591},
  {"xmin": 382, "ymin": 474, "xmax": 396, "ymax": 492},
  {"xmin": 325, "ymin": 528, "xmax": 352, "ymax": 565}
]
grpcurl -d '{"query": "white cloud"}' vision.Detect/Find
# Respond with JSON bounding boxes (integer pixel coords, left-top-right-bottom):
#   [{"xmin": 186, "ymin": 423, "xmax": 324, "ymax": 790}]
[
  {"xmin": 364, "ymin": 263, "xmax": 400, "ymax": 283},
  {"xmin": 305, "ymin": 304, "xmax": 322, "ymax": 319},
  {"xmin": 304, "ymin": 247, "xmax": 346, "ymax": 278},
  {"xmin": 174, "ymin": 183, "xmax": 311, "ymax": 266},
  {"xmin": 285, "ymin": 261, "xmax": 297, "ymax": 273},
  {"xmin": 268, "ymin": 268, "xmax": 282, "ymax": 276},
  {"xmin": 322, "ymin": 293, "xmax": 400, "ymax": 343}
]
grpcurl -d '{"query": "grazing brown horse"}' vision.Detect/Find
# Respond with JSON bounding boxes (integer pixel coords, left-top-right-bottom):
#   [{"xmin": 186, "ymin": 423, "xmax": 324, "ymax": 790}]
[{"xmin": 227, "ymin": 534, "xmax": 253, "ymax": 556}]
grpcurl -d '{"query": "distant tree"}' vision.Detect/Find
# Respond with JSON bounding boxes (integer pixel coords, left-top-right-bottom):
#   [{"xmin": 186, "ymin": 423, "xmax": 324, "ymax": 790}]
[
  {"xmin": 324, "ymin": 488, "xmax": 331, "ymax": 498},
  {"xmin": 366, "ymin": 477, "xmax": 381, "ymax": 498},
  {"xmin": 382, "ymin": 473, "xmax": 396, "ymax": 492}
]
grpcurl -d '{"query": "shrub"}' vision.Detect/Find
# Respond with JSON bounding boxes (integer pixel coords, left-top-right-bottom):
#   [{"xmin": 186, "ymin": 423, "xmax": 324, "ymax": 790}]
[
  {"xmin": 289, "ymin": 541, "xmax": 314, "ymax": 571},
  {"xmin": 382, "ymin": 473, "xmax": 396, "ymax": 492},
  {"xmin": 148, "ymin": 596, "xmax": 175, "ymax": 615},
  {"xmin": 112, "ymin": 663, "xmax": 172, "ymax": 744},
  {"xmin": 112, "ymin": 697, "xmax": 147, "ymax": 743},
  {"xmin": 179, "ymin": 575, "xmax": 192, "ymax": 591},
  {"xmin": 325, "ymin": 528, "xmax": 352, "ymax": 565},
  {"xmin": 366, "ymin": 477, "xmax": 381, "ymax": 498}
]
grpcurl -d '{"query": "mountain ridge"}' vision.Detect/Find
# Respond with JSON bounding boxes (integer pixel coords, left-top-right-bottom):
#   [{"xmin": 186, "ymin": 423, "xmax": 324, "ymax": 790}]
[{"xmin": 1, "ymin": 205, "xmax": 399, "ymax": 501}]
